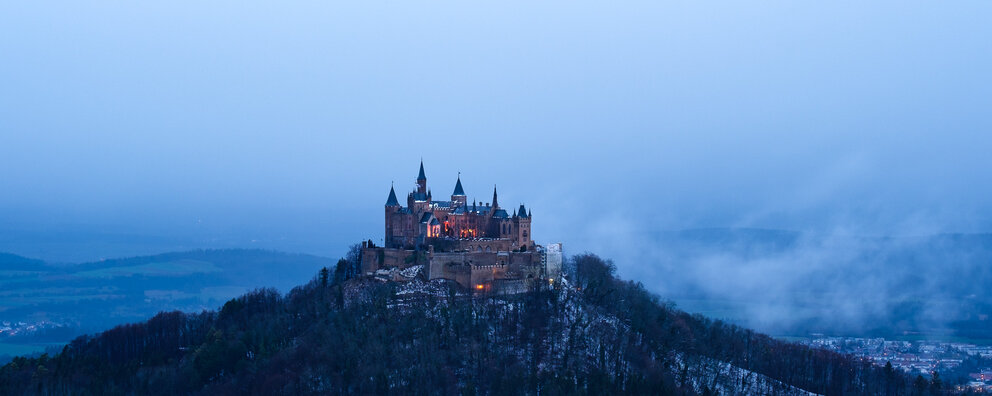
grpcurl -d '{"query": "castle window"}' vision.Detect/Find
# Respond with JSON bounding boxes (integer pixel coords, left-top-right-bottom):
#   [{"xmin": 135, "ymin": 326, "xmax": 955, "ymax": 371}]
[{"xmin": 485, "ymin": 246, "xmax": 492, "ymax": 252}]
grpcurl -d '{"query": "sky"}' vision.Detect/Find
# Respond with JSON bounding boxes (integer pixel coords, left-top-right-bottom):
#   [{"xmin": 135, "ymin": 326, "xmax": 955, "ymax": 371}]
[{"xmin": 1, "ymin": 1, "xmax": 991, "ymax": 267}]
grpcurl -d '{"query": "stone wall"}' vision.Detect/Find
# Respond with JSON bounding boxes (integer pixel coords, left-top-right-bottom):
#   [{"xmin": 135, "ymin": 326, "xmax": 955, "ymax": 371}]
[
  {"xmin": 428, "ymin": 250, "xmax": 541, "ymax": 290},
  {"xmin": 363, "ymin": 243, "xmax": 555, "ymax": 293},
  {"xmin": 360, "ymin": 247, "xmax": 420, "ymax": 275}
]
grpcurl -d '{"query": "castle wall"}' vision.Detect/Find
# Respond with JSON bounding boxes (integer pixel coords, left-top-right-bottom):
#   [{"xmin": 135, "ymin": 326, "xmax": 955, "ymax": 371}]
[
  {"xmin": 429, "ymin": 252, "xmax": 465, "ymax": 280},
  {"xmin": 492, "ymin": 279, "xmax": 529, "ymax": 295},
  {"xmin": 386, "ymin": 210, "xmax": 419, "ymax": 249},
  {"xmin": 428, "ymin": 253, "xmax": 473, "ymax": 289},
  {"xmin": 457, "ymin": 239, "xmax": 515, "ymax": 253},
  {"xmin": 361, "ymin": 247, "xmax": 420, "ymax": 275},
  {"xmin": 427, "ymin": 250, "xmax": 542, "ymax": 290},
  {"xmin": 363, "ymin": 244, "xmax": 553, "ymax": 294}
]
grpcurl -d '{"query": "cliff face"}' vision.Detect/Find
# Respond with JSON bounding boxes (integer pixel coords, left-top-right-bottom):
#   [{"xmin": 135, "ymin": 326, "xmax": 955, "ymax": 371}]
[{"xmin": 0, "ymin": 254, "xmax": 924, "ymax": 395}]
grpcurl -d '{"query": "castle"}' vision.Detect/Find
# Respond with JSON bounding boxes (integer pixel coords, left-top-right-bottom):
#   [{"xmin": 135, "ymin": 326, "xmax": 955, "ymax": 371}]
[{"xmin": 361, "ymin": 161, "xmax": 561, "ymax": 292}]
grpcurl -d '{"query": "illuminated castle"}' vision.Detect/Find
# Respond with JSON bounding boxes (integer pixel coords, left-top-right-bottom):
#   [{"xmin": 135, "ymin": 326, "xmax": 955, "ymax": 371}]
[
  {"xmin": 361, "ymin": 161, "xmax": 560, "ymax": 292},
  {"xmin": 384, "ymin": 161, "xmax": 533, "ymax": 253}
]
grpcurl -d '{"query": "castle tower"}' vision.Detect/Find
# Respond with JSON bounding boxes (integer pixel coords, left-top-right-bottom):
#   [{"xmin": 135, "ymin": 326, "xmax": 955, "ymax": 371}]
[
  {"xmin": 451, "ymin": 174, "xmax": 467, "ymax": 207},
  {"xmin": 491, "ymin": 185, "xmax": 499, "ymax": 209},
  {"xmin": 408, "ymin": 161, "xmax": 430, "ymax": 216},
  {"xmin": 384, "ymin": 184, "xmax": 400, "ymax": 247},
  {"xmin": 515, "ymin": 204, "xmax": 532, "ymax": 250},
  {"xmin": 416, "ymin": 160, "xmax": 427, "ymax": 194},
  {"xmin": 386, "ymin": 184, "xmax": 400, "ymax": 207}
]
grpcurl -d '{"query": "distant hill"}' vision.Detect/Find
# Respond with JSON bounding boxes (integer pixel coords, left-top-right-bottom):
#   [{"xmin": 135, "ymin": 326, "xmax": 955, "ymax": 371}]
[
  {"xmin": 0, "ymin": 253, "xmax": 49, "ymax": 271},
  {"xmin": 0, "ymin": 253, "xmax": 935, "ymax": 395},
  {"xmin": 0, "ymin": 249, "xmax": 338, "ymax": 359}
]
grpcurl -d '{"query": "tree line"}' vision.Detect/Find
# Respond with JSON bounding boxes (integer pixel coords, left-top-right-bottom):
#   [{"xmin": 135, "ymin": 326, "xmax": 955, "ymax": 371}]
[{"xmin": 0, "ymin": 252, "xmax": 945, "ymax": 395}]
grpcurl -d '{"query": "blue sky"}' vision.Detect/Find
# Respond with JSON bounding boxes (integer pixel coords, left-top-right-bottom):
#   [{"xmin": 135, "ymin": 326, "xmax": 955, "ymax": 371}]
[{"xmin": 1, "ymin": 1, "xmax": 990, "ymax": 263}]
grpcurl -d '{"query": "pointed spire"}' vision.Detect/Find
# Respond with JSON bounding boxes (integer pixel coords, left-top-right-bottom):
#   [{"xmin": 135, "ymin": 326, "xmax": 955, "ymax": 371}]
[
  {"xmin": 417, "ymin": 160, "xmax": 426, "ymax": 181},
  {"xmin": 452, "ymin": 172, "xmax": 465, "ymax": 196},
  {"xmin": 518, "ymin": 204, "xmax": 528, "ymax": 218},
  {"xmin": 385, "ymin": 184, "xmax": 400, "ymax": 206},
  {"xmin": 492, "ymin": 184, "xmax": 499, "ymax": 208}
]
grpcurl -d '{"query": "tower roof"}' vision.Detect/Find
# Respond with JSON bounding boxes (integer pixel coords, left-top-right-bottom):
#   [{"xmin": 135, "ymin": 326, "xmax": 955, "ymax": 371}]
[
  {"xmin": 492, "ymin": 185, "xmax": 498, "ymax": 208},
  {"xmin": 452, "ymin": 175, "xmax": 465, "ymax": 196},
  {"xmin": 386, "ymin": 185, "xmax": 400, "ymax": 206},
  {"xmin": 417, "ymin": 160, "xmax": 426, "ymax": 181},
  {"xmin": 517, "ymin": 204, "xmax": 528, "ymax": 218}
]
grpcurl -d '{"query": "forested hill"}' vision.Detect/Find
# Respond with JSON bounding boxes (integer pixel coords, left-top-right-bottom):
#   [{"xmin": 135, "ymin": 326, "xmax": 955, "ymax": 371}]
[{"xmin": 0, "ymin": 254, "xmax": 935, "ymax": 395}]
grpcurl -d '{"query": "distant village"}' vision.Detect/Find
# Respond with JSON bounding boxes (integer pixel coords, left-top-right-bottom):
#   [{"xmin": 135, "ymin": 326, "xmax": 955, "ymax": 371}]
[
  {"xmin": 0, "ymin": 321, "xmax": 64, "ymax": 338},
  {"xmin": 799, "ymin": 336, "xmax": 992, "ymax": 392}
]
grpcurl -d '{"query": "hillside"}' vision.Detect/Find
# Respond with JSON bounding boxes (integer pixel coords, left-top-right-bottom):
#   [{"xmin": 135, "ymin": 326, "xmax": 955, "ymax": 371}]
[
  {"xmin": 0, "ymin": 249, "xmax": 338, "ymax": 360},
  {"xmin": 0, "ymin": 254, "xmax": 936, "ymax": 395}
]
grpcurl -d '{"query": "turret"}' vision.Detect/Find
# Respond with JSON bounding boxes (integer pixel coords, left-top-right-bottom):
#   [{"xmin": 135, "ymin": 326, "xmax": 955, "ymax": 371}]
[
  {"xmin": 416, "ymin": 160, "xmax": 427, "ymax": 194},
  {"xmin": 492, "ymin": 185, "xmax": 499, "ymax": 209},
  {"xmin": 384, "ymin": 184, "xmax": 401, "ymax": 247},
  {"xmin": 451, "ymin": 173, "xmax": 467, "ymax": 207},
  {"xmin": 385, "ymin": 185, "xmax": 400, "ymax": 207},
  {"xmin": 515, "ymin": 203, "xmax": 532, "ymax": 250}
]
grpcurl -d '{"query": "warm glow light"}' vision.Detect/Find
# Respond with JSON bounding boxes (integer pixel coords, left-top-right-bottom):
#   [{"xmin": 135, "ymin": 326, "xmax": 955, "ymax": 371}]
[
  {"xmin": 548, "ymin": 278, "xmax": 554, "ymax": 284},
  {"xmin": 475, "ymin": 284, "xmax": 484, "ymax": 290}
]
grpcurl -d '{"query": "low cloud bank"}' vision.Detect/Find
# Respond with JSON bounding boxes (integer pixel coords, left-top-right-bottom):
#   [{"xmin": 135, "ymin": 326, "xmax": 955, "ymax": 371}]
[{"xmin": 574, "ymin": 226, "xmax": 992, "ymax": 338}]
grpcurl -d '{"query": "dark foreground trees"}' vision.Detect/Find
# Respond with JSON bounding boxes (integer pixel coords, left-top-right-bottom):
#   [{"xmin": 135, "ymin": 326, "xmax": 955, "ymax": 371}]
[{"xmin": 1, "ymin": 253, "xmax": 929, "ymax": 395}]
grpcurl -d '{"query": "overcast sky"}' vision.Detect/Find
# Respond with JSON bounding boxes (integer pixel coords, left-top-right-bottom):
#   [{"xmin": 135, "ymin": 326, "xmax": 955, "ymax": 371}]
[{"xmin": 1, "ymin": 1, "xmax": 990, "ymax": 265}]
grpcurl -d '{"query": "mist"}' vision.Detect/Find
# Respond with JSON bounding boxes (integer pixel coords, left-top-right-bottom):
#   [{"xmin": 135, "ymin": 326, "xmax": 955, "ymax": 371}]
[
  {"xmin": 1, "ymin": 2, "xmax": 991, "ymax": 335},
  {"xmin": 573, "ymin": 226, "xmax": 992, "ymax": 337}
]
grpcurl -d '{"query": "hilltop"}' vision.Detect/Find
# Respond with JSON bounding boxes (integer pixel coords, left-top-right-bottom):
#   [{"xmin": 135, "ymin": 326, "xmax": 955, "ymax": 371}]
[{"xmin": 0, "ymin": 253, "xmax": 935, "ymax": 395}]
